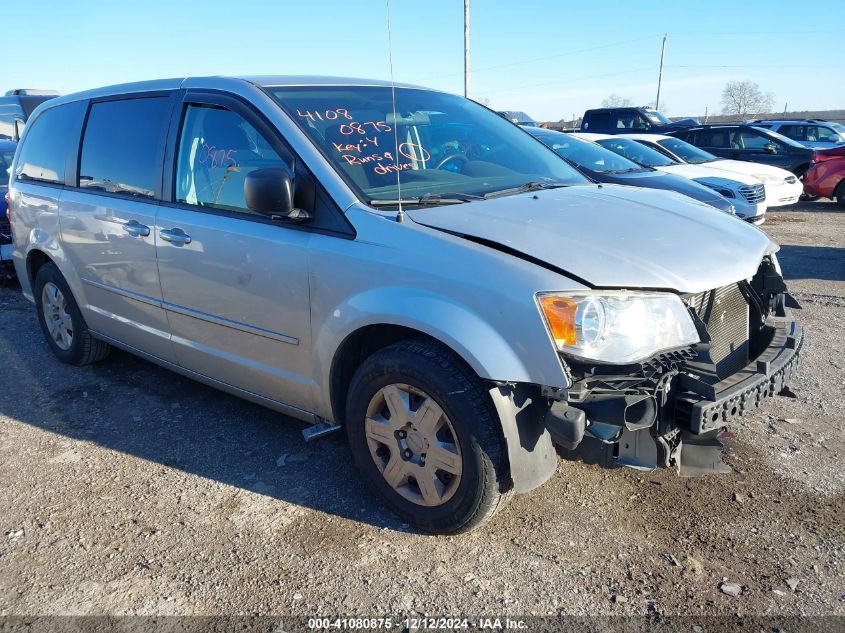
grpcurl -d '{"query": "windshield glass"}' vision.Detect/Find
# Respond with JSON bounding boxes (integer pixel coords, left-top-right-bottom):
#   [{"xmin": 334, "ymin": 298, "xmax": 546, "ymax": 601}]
[
  {"xmin": 656, "ymin": 137, "xmax": 718, "ymax": 164},
  {"xmin": 644, "ymin": 110, "xmax": 672, "ymax": 125},
  {"xmin": 269, "ymin": 86, "xmax": 586, "ymax": 204},
  {"xmin": 595, "ymin": 138, "xmax": 679, "ymax": 168},
  {"xmin": 830, "ymin": 122, "xmax": 845, "ymax": 134},
  {"xmin": 532, "ymin": 130, "xmax": 646, "ymax": 173}
]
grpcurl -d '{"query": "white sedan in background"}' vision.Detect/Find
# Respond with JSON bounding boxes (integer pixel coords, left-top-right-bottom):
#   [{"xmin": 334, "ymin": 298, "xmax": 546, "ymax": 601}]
[
  {"xmin": 619, "ymin": 133, "xmax": 803, "ymax": 207},
  {"xmin": 576, "ymin": 133, "xmax": 768, "ymax": 224}
]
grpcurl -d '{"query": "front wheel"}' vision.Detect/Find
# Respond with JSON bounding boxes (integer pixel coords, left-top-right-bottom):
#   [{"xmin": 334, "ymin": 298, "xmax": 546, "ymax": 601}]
[
  {"xmin": 835, "ymin": 181, "xmax": 845, "ymax": 209},
  {"xmin": 345, "ymin": 338, "xmax": 511, "ymax": 534}
]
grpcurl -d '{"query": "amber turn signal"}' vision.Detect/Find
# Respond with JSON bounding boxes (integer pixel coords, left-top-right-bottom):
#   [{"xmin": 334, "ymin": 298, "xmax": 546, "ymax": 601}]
[{"xmin": 538, "ymin": 295, "xmax": 578, "ymax": 347}]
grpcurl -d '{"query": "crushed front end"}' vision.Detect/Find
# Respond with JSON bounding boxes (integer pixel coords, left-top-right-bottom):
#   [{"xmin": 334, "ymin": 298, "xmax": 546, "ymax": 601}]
[{"xmin": 541, "ymin": 255, "xmax": 803, "ymax": 476}]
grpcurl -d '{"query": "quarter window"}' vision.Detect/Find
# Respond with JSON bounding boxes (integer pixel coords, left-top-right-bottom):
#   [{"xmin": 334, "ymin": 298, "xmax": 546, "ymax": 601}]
[
  {"xmin": 175, "ymin": 104, "xmax": 291, "ymax": 214},
  {"xmin": 79, "ymin": 97, "xmax": 171, "ymax": 198},
  {"xmin": 15, "ymin": 101, "xmax": 86, "ymax": 184}
]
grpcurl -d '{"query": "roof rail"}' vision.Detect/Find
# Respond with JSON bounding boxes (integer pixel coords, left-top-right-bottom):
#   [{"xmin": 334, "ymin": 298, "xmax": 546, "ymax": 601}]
[{"xmin": 4, "ymin": 89, "xmax": 61, "ymax": 96}]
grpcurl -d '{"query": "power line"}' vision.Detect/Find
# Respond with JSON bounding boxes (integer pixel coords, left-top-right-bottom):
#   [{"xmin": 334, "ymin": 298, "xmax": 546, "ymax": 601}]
[
  {"xmin": 668, "ymin": 64, "xmax": 842, "ymax": 69},
  {"xmin": 482, "ymin": 66, "xmax": 657, "ymax": 95},
  {"xmin": 410, "ymin": 35, "xmax": 660, "ymax": 82}
]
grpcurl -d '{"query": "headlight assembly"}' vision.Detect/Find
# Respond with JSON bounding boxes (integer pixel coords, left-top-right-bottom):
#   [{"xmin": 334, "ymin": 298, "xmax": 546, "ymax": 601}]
[{"xmin": 537, "ymin": 291, "xmax": 700, "ymax": 364}]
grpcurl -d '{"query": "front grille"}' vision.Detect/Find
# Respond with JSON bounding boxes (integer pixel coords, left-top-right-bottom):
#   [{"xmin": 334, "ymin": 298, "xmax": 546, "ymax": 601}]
[
  {"xmin": 739, "ymin": 183, "xmax": 766, "ymax": 204},
  {"xmin": 688, "ymin": 283, "xmax": 750, "ymax": 378}
]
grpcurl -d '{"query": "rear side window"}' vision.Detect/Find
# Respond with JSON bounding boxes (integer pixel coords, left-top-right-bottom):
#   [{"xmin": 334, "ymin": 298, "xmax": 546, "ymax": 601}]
[
  {"xmin": 778, "ymin": 124, "xmax": 803, "ymax": 140},
  {"xmin": 694, "ymin": 129, "xmax": 729, "ymax": 148},
  {"xmin": 15, "ymin": 101, "xmax": 86, "ymax": 184},
  {"xmin": 79, "ymin": 97, "xmax": 171, "ymax": 198},
  {"xmin": 584, "ymin": 111, "xmax": 612, "ymax": 130}
]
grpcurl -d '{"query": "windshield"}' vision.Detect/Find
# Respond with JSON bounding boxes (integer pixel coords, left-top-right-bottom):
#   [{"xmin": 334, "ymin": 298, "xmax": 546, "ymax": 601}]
[
  {"xmin": 595, "ymin": 138, "xmax": 680, "ymax": 168},
  {"xmin": 656, "ymin": 137, "xmax": 718, "ymax": 164},
  {"xmin": 269, "ymin": 86, "xmax": 586, "ymax": 204},
  {"xmin": 532, "ymin": 130, "xmax": 646, "ymax": 173},
  {"xmin": 831, "ymin": 123, "xmax": 845, "ymax": 134},
  {"xmin": 644, "ymin": 110, "xmax": 672, "ymax": 125}
]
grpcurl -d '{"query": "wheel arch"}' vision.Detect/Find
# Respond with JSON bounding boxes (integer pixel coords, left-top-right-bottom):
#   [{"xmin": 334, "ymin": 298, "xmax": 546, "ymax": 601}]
[
  {"xmin": 325, "ymin": 318, "xmax": 560, "ymax": 495},
  {"xmin": 26, "ymin": 248, "xmax": 53, "ymax": 286}
]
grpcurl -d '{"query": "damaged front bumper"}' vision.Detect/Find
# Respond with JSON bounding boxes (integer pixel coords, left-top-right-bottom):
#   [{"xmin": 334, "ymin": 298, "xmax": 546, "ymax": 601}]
[{"xmin": 542, "ymin": 281, "xmax": 803, "ymax": 476}]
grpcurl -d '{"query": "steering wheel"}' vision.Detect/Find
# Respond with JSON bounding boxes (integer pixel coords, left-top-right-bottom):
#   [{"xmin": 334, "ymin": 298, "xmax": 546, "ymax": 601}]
[{"xmin": 434, "ymin": 153, "xmax": 468, "ymax": 171}]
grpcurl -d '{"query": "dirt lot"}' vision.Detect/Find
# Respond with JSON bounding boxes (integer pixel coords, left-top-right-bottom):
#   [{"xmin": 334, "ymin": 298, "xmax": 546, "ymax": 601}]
[{"xmin": 0, "ymin": 200, "xmax": 843, "ymax": 621}]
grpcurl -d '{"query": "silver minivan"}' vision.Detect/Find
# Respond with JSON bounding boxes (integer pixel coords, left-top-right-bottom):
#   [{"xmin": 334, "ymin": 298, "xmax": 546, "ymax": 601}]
[{"xmin": 7, "ymin": 76, "xmax": 802, "ymax": 533}]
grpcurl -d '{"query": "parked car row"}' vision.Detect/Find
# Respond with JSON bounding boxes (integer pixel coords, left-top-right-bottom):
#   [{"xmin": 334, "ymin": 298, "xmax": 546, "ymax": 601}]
[
  {"xmin": 6, "ymin": 75, "xmax": 804, "ymax": 533},
  {"xmin": 557, "ymin": 104, "xmax": 844, "ymax": 209}
]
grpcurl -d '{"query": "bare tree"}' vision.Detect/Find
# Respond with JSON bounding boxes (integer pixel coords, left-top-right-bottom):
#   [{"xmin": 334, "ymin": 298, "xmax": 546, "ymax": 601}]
[
  {"xmin": 645, "ymin": 100, "xmax": 668, "ymax": 114},
  {"xmin": 601, "ymin": 94, "xmax": 634, "ymax": 108},
  {"xmin": 720, "ymin": 81, "xmax": 775, "ymax": 118}
]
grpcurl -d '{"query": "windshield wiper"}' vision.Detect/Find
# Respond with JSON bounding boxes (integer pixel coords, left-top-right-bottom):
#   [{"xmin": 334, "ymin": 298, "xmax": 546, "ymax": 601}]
[
  {"xmin": 368, "ymin": 192, "xmax": 483, "ymax": 207},
  {"xmin": 610, "ymin": 168, "xmax": 645, "ymax": 174},
  {"xmin": 483, "ymin": 181, "xmax": 570, "ymax": 199}
]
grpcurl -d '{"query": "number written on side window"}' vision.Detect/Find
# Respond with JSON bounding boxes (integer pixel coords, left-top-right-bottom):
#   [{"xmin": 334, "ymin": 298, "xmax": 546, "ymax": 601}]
[{"xmin": 175, "ymin": 105, "xmax": 290, "ymax": 214}]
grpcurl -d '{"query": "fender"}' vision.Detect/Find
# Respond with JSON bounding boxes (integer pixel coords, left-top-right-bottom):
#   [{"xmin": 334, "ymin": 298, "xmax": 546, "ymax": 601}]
[
  {"xmin": 21, "ymin": 228, "xmax": 89, "ymax": 309},
  {"xmin": 312, "ymin": 286, "xmax": 564, "ymax": 492}
]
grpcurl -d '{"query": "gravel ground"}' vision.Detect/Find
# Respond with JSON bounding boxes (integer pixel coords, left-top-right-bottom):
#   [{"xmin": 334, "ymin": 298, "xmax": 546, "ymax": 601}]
[{"xmin": 0, "ymin": 200, "xmax": 843, "ymax": 620}]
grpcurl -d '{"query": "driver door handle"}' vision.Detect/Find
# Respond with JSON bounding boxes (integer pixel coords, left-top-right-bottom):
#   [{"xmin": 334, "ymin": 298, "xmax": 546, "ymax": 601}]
[
  {"xmin": 160, "ymin": 228, "xmax": 192, "ymax": 246},
  {"xmin": 122, "ymin": 220, "xmax": 150, "ymax": 237}
]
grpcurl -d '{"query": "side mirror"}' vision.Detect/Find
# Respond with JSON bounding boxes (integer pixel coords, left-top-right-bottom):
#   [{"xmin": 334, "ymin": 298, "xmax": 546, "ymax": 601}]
[
  {"xmin": 763, "ymin": 143, "xmax": 777, "ymax": 154},
  {"xmin": 244, "ymin": 167, "xmax": 310, "ymax": 223}
]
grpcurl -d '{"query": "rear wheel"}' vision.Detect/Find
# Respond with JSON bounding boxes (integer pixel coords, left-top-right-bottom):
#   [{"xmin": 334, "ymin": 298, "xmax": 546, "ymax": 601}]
[
  {"xmin": 345, "ymin": 338, "xmax": 511, "ymax": 534},
  {"xmin": 33, "ymin": 262, "xmax": 111, "ymax": 365}
]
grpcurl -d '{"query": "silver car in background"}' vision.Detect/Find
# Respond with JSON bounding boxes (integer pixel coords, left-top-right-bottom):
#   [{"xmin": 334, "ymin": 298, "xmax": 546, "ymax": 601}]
[{"xmin": 7, "ymin": 76, "xmax": 802, "ymax": 533}]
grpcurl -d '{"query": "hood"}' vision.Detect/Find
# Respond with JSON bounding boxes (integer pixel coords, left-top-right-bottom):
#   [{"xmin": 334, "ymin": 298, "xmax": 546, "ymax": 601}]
[
  {"xmin": 408, "ymin": 184, "xmax": 775, "ymax": 294},
  {"xmin": 595, "ymin": 170, "xmax": 734, "ymax": 213},
  {"xmin": 708, "ymin": 159, "xmax": 795, "ymax": 181},
  {"xmin": 659, "ymin": 163, "xmax": 761, "ymax": 185}
]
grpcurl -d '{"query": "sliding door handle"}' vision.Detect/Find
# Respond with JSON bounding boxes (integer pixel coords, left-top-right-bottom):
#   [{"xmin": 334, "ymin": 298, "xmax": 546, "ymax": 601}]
[{"xmin": 160, "ymin": 228, "xmax": 192, "ymax": 246}]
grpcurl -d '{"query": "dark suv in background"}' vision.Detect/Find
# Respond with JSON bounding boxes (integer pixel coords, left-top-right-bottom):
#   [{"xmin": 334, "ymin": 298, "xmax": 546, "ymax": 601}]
[
  {"xmin": 669, "ymin": 125, "xmax": 816, "ymax": 176},
  {"xmin": 580, "ymin": 106, "xmax": 698, "ymax": 135},
  {"xmin": 0, "ymin": 89, "xmax": 60, "ymax": 140}
]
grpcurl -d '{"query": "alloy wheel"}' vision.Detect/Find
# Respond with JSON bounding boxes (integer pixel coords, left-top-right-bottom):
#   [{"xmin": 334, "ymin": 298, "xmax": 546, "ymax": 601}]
[{"xmin": 41, "ymin": 282, "xmax": 73, "ymax": 350}]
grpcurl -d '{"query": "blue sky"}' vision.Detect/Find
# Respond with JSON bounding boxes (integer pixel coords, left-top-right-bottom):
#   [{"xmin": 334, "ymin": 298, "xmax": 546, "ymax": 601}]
[{"xmin": 7, "ymin": 0, "xmax": 844, "ymax": 120}]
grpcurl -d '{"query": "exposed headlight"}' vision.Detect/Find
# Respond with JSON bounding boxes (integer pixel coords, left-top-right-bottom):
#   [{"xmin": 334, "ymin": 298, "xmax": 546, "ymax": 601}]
[
  {"xmin": 751, "ymin": 173, "xmax": 780, "ymax": 185},
  {"xmin": 537, "ymin": 291, "xmax": 700, "ymax": 364}
]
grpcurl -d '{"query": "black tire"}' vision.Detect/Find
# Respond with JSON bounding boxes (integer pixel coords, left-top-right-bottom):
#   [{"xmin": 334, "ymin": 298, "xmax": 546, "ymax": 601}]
[
  {"xmin": 835, "ymin": 181, "xmax": 845, "ymax": 209},
  {"xmin": 345, "ymin": 338, "xmax": 511, "ymax": 534},
  {"xmin": 33, "ymin": 262, "xmax": 111, "ymax": 365}
]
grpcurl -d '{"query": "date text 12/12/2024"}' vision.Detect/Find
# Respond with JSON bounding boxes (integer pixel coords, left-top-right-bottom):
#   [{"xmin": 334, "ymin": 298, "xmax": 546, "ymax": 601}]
[{"xmin": 304, "ymin": 617, "xmax": 528, "ymax": 630}]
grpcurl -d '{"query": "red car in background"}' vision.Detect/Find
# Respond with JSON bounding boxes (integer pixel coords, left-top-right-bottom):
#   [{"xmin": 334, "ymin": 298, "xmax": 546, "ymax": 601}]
[{"xmin": 802, "ymin": 145, "xmax": 845, "ymax": 208}]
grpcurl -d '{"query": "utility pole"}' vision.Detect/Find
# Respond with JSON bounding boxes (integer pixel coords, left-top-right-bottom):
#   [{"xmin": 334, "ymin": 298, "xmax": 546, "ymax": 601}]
[
  {"xmin": 655, "ymin": 33, "xmax": 667, "ymax": 111},
  {"xmin": 464, "ymin": 0, "xmax": 471, "ymax": 98}
]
